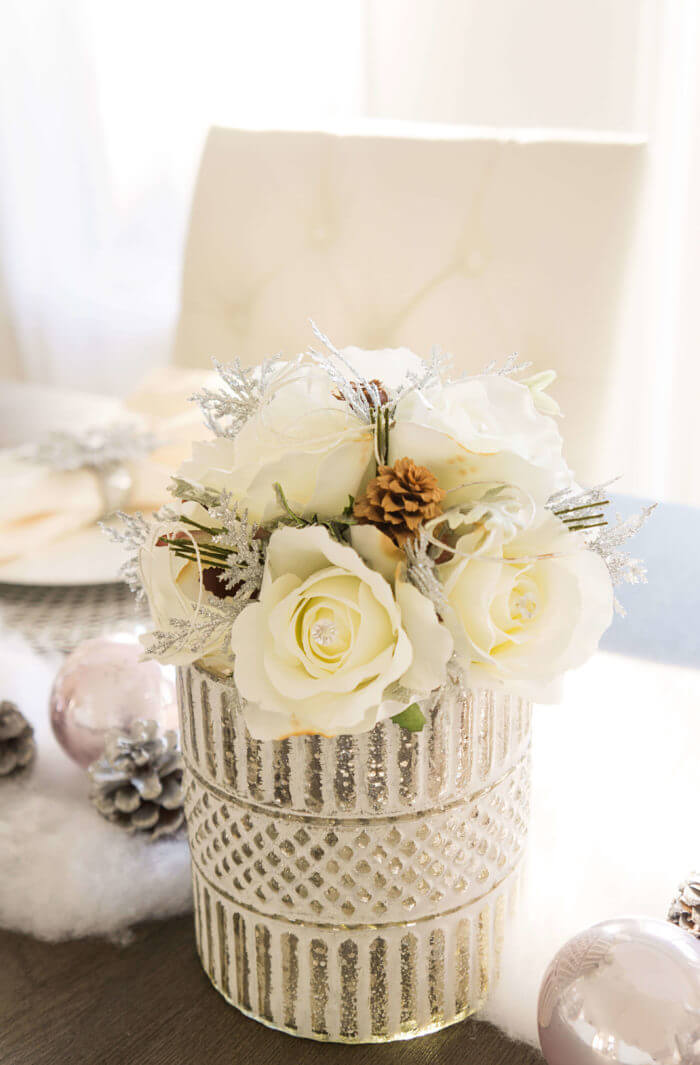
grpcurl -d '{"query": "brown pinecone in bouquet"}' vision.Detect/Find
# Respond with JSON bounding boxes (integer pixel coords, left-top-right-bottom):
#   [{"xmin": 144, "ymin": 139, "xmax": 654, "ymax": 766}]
[
  {"xmin": 89, "ymin": 719, "xmax": 185, "ymax": 841},
  {"xmin": 0, "ymin": 700, "xmax": 36, "ymax": 778},
  {"xmin": 353, "ymin": 456, "xmax": 445, "ymax": 546},
  {"xmin": 668, "ymin": 873, "xmax": 700, "ymax": 939}
]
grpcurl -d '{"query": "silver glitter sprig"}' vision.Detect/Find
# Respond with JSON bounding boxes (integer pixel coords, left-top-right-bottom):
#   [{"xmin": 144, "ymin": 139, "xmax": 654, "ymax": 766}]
[
  {"xmin": 308, "ymin": 321, "xmax": 383, "ymax": 424},
  {"xmin": 192, "ymin": 355, "xmax": 285, "ymax": 439},
  {"xmin": 548, "ymin": 479, "xmax": 618, "ymax": 534},
  {"xmin": 22, "ymin": 423, "xmax": 159, "ymax": 472},
  {"xmin": 481, "ymin": 352, "xmax": 533, "ymax": 377},
  {"xmin": 168, "ymin": 476, "xmax": 222, "ymax": 511},
  {"xmin": 309, "ymin": 324, "xmax": 461, "ymax": 467},
  {"xmin": 141, "ymin": 605, "xmax": 236, "ymax": 662},
  {"xmin": 548, "ymin": 479, "xmax": 618, "ymax": 514},
  {"xmin": 207, "ymin": 492, "xmax": 266, "ymax": 602},
  {"xmin": 587, "ymin": 504, "xmax": 656, "ymax": 613},
  {"xmin": 589, "ymin": 503, "xmax": 656, "ymax": 556},
  {"xmin": 101, "ymin": 511, "xmax": 152, "ymax": 597},
  {"xmin": 391, "ymin": 346, "xmax": 456, "ymax": 407},
  {"xmin": 548, "ymin": 483, "xmax": 654, "ymax": 609},
  {"xmin": 404, "ymin": 529, "xmax": 449, "ymax": 618}
]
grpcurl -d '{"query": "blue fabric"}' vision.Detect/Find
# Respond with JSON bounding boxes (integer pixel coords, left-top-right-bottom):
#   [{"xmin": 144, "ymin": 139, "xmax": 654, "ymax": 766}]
[{"xmin": 599, "ymin": 496, "xmax": 699, "ymax": 668}]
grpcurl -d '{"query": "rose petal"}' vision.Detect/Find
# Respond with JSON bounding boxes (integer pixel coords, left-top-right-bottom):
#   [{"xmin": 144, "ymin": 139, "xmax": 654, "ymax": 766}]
[
  {"xmin": 396, "ymin": 580, "xmax": 453, "ymax": 693},
  {"xmin": 349, "ymin": 524, "xmax": 403, "ymax": 583},
  {"xmin": 231, "ymin": 525, "xmax": 415, "ymax": 738}
]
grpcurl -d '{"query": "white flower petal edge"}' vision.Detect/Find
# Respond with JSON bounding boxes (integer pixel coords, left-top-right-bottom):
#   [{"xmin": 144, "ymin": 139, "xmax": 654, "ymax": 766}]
[
  {"xmin": 391, "ymin": 375, "xmax": 572, "ymax": 504},
  {"xmin": 179, "ymin": 360, "xmax": 374, "ymax": 523},
  {"xmin": 230, "ymin": 525, "xmax": 451, "ymax": 739},
  {"xmin": 439, "ymin": 510, "xmax": 614, "ymax": 701},
  {"xmin": 138, "ymin": 521, "xmax": 233, "ymax": 673},
  {"xmin": 349, "ymin": 524, "xmax": 403, "ymax": 583},
  {"xmin": 395, "ymin": 580, "xmax": 453, "ymax": 693}
]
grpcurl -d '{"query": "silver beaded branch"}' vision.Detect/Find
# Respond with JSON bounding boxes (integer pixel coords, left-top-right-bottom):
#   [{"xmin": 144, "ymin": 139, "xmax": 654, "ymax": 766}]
[
  {"xmin": 307, "ymin": 321, "xmax": 382, "ymax": 424},
  {"xmin": 22, "ymin": 423, "xmax": 160, "ymax": 472},
  {"xmin": 101, "ymin": 511, "xmax": 152, "ymax": 598},
  {"xmin": 309, "ymin": 323, "xmax": 460, "ymax": 467},
  {"xmin": 391, "ymin": 346, "xmax": 456, "ymax": 407},
  {"xmin": 207, "ymin": 493, "xmax": 266, "ymax": 601},
  {"xmin": 192, "ymin": 354, "xmax": 286, "ymax": 439},
  {"xmin": 106, "ymin": 495, "xmax": 265, "ymax": 660},
  {"xmin": 548, "ymin": 482, "xmax": 655, "ymax": 614},
  {"xmin": 587, "ymin": 505, "xmax": 656, "ymax": 614},
  {"xmin": 403, "ymin": 529, "xmax": 449, "ymax": 618},
  {"xmin": 141, "ymin": 605, "xmax": 237, "ymax": 662},
  {"xmin": 481, "ymin": 351, "xmax": 533, "ymax": 377},
  {"xmin": 312, "ymin": 324, "xmax": 456, "ymax": 410}
]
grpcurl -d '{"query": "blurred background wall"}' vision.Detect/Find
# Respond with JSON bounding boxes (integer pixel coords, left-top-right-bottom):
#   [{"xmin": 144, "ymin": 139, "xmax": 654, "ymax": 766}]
[{"xmin": 0, "ymin": 0, "xmax": 698, "ymax": 504}]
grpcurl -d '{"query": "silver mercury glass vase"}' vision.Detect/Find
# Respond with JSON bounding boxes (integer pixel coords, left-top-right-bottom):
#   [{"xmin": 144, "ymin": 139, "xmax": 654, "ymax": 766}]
[{"xmin": 177, "ymin": 662, "xmax": 531, "ymax": 1042}]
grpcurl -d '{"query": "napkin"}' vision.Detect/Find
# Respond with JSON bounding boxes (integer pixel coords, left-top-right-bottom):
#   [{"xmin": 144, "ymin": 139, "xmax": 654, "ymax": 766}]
[{"xmin": 0, "ymin": 367, "xmax": 214, "ymax": 568}]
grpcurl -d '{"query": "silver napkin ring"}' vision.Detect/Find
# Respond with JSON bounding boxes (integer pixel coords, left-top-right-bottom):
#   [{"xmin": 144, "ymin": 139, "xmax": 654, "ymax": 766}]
[{"xmin": 96, "ymin": 463, "xmax": 134, "ymax": 517}]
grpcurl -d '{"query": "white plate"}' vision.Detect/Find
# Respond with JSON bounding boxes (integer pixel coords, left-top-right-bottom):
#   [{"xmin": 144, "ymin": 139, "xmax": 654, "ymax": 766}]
[
  {"xmin": 0, "ymin": 525, "xmax": 126, "ymax": 586},
  {"xmin": 0, "ymin": 384, "xmax": 134, "ymax": 586}
]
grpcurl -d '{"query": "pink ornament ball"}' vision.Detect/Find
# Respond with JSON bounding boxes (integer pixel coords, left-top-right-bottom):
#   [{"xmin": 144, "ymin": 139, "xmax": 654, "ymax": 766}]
[
  {"xmin": 50, "ymin": 635, "xmax": 178, "ymax": 768},
  {"xmin": 538, "ymin": 916, "xmax": 700, "ymax": 1065}
]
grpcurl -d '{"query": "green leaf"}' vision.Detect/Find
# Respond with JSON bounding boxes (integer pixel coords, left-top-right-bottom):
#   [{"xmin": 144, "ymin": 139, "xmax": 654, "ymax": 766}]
[
  {"xmin": 391, "ymin": 703, "xmax": 426, "ymax": 732},
  {"xmin": 273, "ymin": 482, "xmax": 308, "ymax": 527}
]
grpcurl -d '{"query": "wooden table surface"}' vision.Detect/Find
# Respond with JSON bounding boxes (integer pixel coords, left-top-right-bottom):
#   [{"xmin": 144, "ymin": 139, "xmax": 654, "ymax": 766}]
[{"xmin": 0, "ymin": 916, "xmax": 543, "ymax": 1065}]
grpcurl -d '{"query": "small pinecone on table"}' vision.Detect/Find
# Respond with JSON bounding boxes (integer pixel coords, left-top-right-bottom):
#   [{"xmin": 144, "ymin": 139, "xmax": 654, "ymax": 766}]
[
  {"xmin": 353, "ymin": 456, "xmax": 445, "ymax": 546},
  {"xmin": 668, "ymin": 873, "xmax": 700, "ymax": 939},
  {"xmin": 0, "ymin": 700, "xmax": 36, "ymax": 778},
  {"xmin": 88, "ymin": 720, "xmax": 185, "ymax": 841}
]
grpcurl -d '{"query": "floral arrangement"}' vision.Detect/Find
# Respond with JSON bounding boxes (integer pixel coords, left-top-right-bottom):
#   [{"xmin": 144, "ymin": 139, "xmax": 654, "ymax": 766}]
[{"xmin": 112, "ymin": 326, "xmax": 652, "ymax": 741}]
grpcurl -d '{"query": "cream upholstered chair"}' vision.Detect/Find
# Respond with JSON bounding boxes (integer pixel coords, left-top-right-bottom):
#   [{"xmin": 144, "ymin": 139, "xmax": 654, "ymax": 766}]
[{"xmin": 174, "ymin": 124, "xmax": 644, "ymax": 484}]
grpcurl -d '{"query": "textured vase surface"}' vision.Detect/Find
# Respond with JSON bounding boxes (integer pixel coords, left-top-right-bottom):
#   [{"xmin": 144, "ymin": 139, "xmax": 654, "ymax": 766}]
[{"xmin": 177, "ymin": 663, "xmax": 531, "ymax": 1042}]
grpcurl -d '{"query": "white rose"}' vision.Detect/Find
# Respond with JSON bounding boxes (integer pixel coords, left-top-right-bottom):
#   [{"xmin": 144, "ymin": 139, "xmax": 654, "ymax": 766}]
[
  {"xmin": 138, "ymin": 521, "xmax": 234, "ymax": 673},
  {"xmin": 390, "ymin": 375, "xmax": 572, "ymax": 504},
  {"xmin": 179, "ymin": 359, "xmax": 374, "ymax": 523},
  {"xmin": 230, "ymin": 525, "xmax": 452, "ymax": 739},
  {"xmin": 439, "ymin": 509, "xmax": 613, "ymax": 699}
]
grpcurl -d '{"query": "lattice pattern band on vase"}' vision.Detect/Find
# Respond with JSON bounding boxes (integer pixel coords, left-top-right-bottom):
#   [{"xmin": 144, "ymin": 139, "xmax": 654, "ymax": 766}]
[{"xmin": 178, "ymin": 662, "xmax": 532, "ymax": 1042}]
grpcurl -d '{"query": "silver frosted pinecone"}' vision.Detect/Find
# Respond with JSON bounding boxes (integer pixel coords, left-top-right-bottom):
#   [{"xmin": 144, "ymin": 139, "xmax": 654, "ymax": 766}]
[
  {"xmin": 0, "ymin": 701, "xmax": 36, "ymax": 777},
  {"xmin": 668, "ymin": 873, "xmax": 700, "ymax": 938},
  {"xmin": 88, "ymin": 719, "xmax": 185, "ymax": 841}
]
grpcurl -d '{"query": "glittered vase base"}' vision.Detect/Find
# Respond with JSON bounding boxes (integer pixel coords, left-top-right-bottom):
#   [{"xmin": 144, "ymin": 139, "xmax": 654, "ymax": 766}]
[
  {"xmin": 178, "ymin": 662, "xmax": 531, "ymax": 1043},
  {"xmin": 191, "ymin": 860, "xmax": 523, "ymax": 1042}
]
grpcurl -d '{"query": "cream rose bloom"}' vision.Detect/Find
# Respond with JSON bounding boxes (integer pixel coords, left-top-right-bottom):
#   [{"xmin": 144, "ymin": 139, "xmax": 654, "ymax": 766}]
[
  {"xmin": 230, "ymin": 525, "xmax": 452, "ymax": 739},
  {"xmin": 391, "ymin": 375, "xmax": 572, "ymax": 504},
  {"xmin": 138, "ymin": 522, "xmax": 234, "ymax": 673},
  {"xmin": 178, "ymin": 359, "xmax": 374, "ymax": 523},
  {"xmin": 439, "ymin": 509, "xmax": 613, "ymax": 699}
]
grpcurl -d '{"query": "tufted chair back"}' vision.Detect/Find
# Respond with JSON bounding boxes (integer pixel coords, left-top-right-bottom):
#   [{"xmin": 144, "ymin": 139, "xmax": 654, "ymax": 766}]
[{"xmin": 174, "ymin": 125, "xmax": 644, "ymax": 482}]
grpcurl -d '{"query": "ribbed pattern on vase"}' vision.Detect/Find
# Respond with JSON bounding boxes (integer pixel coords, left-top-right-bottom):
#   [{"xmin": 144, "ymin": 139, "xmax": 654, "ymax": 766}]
[
  {"xmin": 178, "ymin": 663, "xmax": 532, "ymax": 1042},
  {"xmin": 177, "ymin": 664, "xmax": 531, "ymax": 816},
  {"xmin": 191, "ymin": 862, "xmax": 521, "ymax": 1042}
]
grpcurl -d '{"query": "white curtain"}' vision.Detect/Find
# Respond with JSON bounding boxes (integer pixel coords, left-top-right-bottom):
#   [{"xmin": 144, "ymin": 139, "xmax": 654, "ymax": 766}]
[
  {"xmin": 0, "ymin": 0, "xmax": 698, "ymax": 503},
  {"xmin": 623, "ymin": 0, "xmax": 700, "ymax": 504},
  {"xmin": 0, "ymin": 0, "xmax": 365, "ymax": 392}
]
